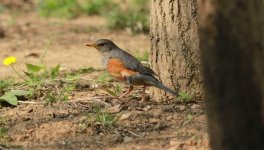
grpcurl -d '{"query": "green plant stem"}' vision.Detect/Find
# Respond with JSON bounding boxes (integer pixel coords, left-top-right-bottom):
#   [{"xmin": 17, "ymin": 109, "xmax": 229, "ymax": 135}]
[
  {"xmin": 40, "ymin": 40, "xmax": 51, "ymax": 63},
  {"xmin": 11, "ymin": 64, "xmax": 26, "ymax": 81}
]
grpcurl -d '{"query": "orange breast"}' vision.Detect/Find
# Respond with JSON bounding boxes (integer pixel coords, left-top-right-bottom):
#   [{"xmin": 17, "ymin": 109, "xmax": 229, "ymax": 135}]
[{"xmin": 107, "ymin": 59, "xmax": 137, "ymax": 80}]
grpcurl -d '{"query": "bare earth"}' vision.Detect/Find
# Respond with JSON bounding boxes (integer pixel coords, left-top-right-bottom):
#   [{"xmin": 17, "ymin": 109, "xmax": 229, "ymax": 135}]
[{"xmin": 0, "ymin": 11, "xmax": 209, "ymax": 150}]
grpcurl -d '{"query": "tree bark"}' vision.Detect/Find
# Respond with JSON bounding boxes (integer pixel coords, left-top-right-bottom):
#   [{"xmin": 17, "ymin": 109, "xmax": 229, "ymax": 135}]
[
  {"xmin": 150, "ymin": 0, "xmax": 202, "ymax": 101},
  {"xmin": 199, "ymin": 0, "xmax": 264, "ymax": 149},
  {"xmin": 0, "ymin": 26, "xmax": 5, "ymax": 38}
]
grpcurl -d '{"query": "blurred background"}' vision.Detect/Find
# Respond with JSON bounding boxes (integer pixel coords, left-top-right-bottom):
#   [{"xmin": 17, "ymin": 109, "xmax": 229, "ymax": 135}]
[{"xmin": 0, "ymin": 0, "xmax": 150, "ymax": 77}]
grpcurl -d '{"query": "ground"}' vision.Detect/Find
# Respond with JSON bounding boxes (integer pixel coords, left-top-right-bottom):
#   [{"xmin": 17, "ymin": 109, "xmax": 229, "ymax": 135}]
[{"xmin": 0, "ymin": 11, "xmax": 209, "ymax": 150}]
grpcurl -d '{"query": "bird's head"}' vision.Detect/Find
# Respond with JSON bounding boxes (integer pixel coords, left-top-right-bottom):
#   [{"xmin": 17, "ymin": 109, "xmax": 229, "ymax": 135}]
[{"xmin": 86, "ymin": 39, "xmax": 117, "ymax": 54}]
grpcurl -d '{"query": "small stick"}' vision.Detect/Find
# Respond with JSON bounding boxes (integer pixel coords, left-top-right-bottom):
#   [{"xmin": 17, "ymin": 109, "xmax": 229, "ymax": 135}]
[
  {"xmin": 68, "ymin": 97, "xmax": 111, "ymax": 107},
  {"xmin": 128, "ymin": 130, "xmax": 141, "ymax": 137},
  {"xmin": 18, "ymin": 101, "xmax": 44, "ymax": 104}
]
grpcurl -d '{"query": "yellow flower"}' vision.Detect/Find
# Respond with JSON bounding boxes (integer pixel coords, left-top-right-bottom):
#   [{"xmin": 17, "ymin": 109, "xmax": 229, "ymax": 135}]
[{"xmin": 3, "ymin": 56, "xmax": 17, "ymax": 66}]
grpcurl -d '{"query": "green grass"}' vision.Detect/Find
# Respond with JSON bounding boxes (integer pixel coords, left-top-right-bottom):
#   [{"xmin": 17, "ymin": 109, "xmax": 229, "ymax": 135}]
[
  {"xmin": 101, "ymin": 84, "xmax": 122, "ymax": 97},
  {"xmin": 0, "ymin": 80, "xmax": 13, "ymax": 93},
  {"xmin": 69, "ymin": 67, "xmax": 95, "ymax": 76},
  {"xmin": 44, "ymin": 82, "xmax": 75, "ymax": 104},
  {"xmin": 87, "ymin": 107, "xmax": 117, "ymax": 127},
  {"xmin": 24, "ymin": 63, "xmax": 79, "ymax": 104},
  {"xmin": 136, "ymin": 51, "xmax": 149, "ymax": 62},
  {"xmin": 79, "ymin": 0, "xmax": 117, "ymax": 15},
  {"xmin": 0, "ymin": 127, "xmax": 8, "ymax": 140},
  {"xmin": 37, "ymin": 0, "xmax": 80, "ymax": 18},
  {"xmin": 106, "ymin": 0, "xmax": 150, "ymax": 33},
  {"xmin": 95, "ymin": 72, "xmax": 113, "ymax": 83},
  {"xmin": 0, "ymin": 4, "xmax": 5, "ymax": 13},
  {"xmin": 0, "ymin": 66, "xmax": 78, "ymax": 105},
  {"xmin": 179, "ymin": 92, "xmax": 192, "ymax": 102},
  {"xmin": 0, "ymin": 116, "xmax": 9, "ymax": 143},
  {"xmin": 106, "ymin": 8, "xmax": 149, "ymax": 33},
  {"xmin": 1, "ymin": 54, "xmax": 81, "ymax": 106},
  {"xmin": 36, "ymin": 0, "xmax": 150, "ymax": 33},
  {"xmin": 37, "ymin": 0, "xmax": 116, "ymax": 18}
]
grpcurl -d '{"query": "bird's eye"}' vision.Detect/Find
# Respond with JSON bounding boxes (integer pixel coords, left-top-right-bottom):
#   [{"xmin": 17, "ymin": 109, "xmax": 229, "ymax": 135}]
[{"xmin": 98, "ymin": 43, "xmax": 104, "ymax": 46}]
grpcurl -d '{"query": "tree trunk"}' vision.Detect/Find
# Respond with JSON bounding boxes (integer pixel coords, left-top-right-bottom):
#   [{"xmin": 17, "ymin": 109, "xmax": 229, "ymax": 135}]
[
  {"xmin": 150, "ymin": 0, "xmax": 202, "ymax": 101},
  {"xmin": 199, "ymin": 0, "xmax": 264, "ymax": 149},
  {"xmin": 0, "ymin": 26, "xmax": 5, "ymax": 38}
]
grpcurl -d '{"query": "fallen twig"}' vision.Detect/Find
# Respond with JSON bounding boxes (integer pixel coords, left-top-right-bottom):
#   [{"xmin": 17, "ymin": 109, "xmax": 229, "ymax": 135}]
[
  {"xmin": 18, "ymin": 101, "xmax": 45, "ymax": 104},
  {"xmin": 17, "ymin": 97, "xmax": 111, "ymax": 107},
  {"xmin": 128, "ymin": 130, "xmax": 142, "ymax": 137},
  {"xmin": 68, "ymin": 97, "xmax": 111, "ymax": 107}
]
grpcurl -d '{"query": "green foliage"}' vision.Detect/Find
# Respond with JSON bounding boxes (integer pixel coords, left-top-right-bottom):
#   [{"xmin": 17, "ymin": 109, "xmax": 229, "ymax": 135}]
[
  {"xmin": 0, "ymin": 92, "xmax": 17, "ymax": 106},
  {"xmin": 0, "ymin": 80, "xmax": 13, "ymax": 93},
  {"xmin": 69, "ymin": 67, "xmax": 95, "ymax": 76},
  {"xmin": 101, "ymin": 84, "xmax": 122, "ymax": 97},
  {"xmin": 87, "ymin": 107, "xmax": 117, "ymax": 127},
  {"xmin": 0, "ymin": 116, "xmax": 9, "ymax": 142},
  {"xmin": 95, "ymin": 72, "xmax": 113, "ymax": 83},
  {"xmin": 8, "ymin": 90, "xmax": 31, "ymax": 96},
  {"xmin": 95, "ymin": 71, "xmax": 122, "ymax": 97},
  {"xmin": 0, "ymin": 116, "xmax": 9, "ymax": 125},
  {"xmin": 26, "ymin": 63, "xmax": 43, "ymax": 72},
  {"xmin": 136, "ymin": 51, "xmax": 149, "ymax": 62},
  {"xmin": 79, "ymin": 0, "xmax": 117, "ymax": 15},
  {"xmin": 6, "ymin": 16, "xmax": 16, "ymax": 26},
  {"xmin": 24, "ymin": 63, "xmax": 60, "ymax": 86},
  {"xmin": 24, "ymin": 63, "xmax": 45, "ymax": 84},
  {"xmin": 37, "ymin": 0, "xmax": 80, "ymax": 18},
  {"xmin": 187, "ymin": 114, "xmax": 193, "ymax": 121},
  {"xmin": 37, "ymin": 0, "xmax": 116, "ymax": 18},
  {"xmin": 133, "ymin": 0, "xmax": 149, "ymax": 5},
  {"xmin": 106, "ymin": 0, "xmax": 150, "ymax": 33},
  {"xmin": 0, "ymin": 127, "xmax": 8, "ymax": 141},
  {"xmin": 107, "ymin": 9, "xmax": 149, "ymax": 33},
  {"xmin": 179, "ymin": 92, "xmax": 192, "ymax": 102},
  {"xmin": 23, "ymin": 63, "xmax": 78, "ymax": 103},
  {"xmin": 0, "ymin": 90, "xmax": 31, "ymax": 106},
  {"xmin": 50, "ymin": 64, "xmax": 60, "ymax": 79},
  {"xmin": 1, "ymin": 58, "xmax": 79, "ymax": 106},
  {"xmin": 37, "ymin": 0, "xmax": 150, "ymax": 33},
  {"xmin": 0, "ymin": 4, "xmax": 5, "ymax": 13},
  {"xmin": 95, "ymin": 111, "xmax": 115, "ymax": 127},
  {"xmin": 44, "ymin": 83, "xmax": 75, "ymax": 103}
]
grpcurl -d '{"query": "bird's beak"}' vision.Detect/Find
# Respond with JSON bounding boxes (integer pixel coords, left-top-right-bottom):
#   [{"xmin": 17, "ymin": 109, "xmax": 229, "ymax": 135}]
[{"xmin": 85, "ymin": 43, "xmax": 97, "ymax": 48}]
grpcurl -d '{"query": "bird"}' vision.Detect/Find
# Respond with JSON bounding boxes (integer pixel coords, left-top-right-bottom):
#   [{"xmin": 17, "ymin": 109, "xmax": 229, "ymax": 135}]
[{"xmin": 86, "ymin": 39, "xmax": 178, "ymax": 102}]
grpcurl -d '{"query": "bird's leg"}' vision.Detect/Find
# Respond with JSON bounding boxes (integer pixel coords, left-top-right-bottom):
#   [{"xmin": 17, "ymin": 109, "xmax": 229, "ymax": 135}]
[
  {"xmin": 119, "ymin": 85, "xmax": 133, "ymax": 99},
  {"xmin": 140, "ymin": 85, "xmax": 147, "ymax": 103}
]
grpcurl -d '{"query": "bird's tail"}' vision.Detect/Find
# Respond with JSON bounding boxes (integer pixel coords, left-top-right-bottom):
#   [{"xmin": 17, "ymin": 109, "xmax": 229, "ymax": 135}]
[
  {"xmin": 131, "ymin": 74, "xmax": 178, "ymax": 96},
  {"xmin": 145, "ymin": 75, "xmax": 178, "ymax": 96},
  {"xmin": 153, "ymin": 82, "xmax": 179, "ymax": 96}
]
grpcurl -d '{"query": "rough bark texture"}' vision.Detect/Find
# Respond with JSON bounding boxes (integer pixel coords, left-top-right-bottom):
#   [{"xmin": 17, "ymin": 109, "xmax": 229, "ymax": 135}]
[
  {"xmin": 199, "ymin": 0, "xmax": 264, "ymax": 149},
  {"xmin": 150, "ymin": 0, "xmax": 202, "ymax": 101}
]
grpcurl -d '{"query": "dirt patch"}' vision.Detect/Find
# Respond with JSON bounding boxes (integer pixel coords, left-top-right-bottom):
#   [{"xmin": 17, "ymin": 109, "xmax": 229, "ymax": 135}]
[{"xmin": 1, "ymin": 97, "xmax": 208, "ymax": 150}]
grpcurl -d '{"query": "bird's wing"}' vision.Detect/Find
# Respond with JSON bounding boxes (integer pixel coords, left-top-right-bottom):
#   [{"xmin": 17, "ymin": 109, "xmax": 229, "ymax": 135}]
[{"xmin": 111, "ymin": 49, "xmax": 156, "ymax": 76}]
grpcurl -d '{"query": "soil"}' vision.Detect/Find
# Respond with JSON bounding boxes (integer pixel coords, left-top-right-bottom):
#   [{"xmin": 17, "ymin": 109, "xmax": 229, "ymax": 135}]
[{"xmin": 0, "ymin": 10, "xmax": 209, "ymax": 150}]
